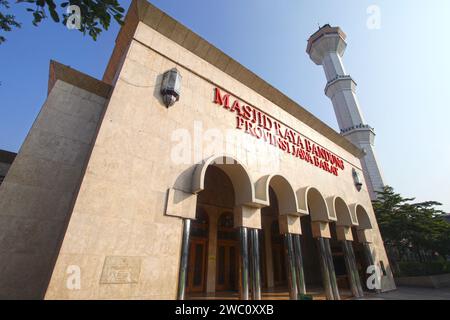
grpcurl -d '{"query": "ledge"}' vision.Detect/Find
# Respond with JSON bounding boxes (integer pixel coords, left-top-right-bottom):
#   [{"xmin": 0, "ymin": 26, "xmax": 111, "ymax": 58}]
[
  {"xmin": 306, "ymin": 24, "xmax": 347, "ymax": 55},
  {"xmin": 0, "ymin": 149, "xmax": 16, "ymax": 164},
  {"xmin": 48, "ymin": 60, "xmax": 113, "ymax": 99}
]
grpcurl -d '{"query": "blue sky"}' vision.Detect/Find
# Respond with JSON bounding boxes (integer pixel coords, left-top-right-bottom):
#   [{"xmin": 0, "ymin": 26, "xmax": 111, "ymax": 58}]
[{"xmin": 0, "ymin": 0, "xmax": 449, "ymax": 212}]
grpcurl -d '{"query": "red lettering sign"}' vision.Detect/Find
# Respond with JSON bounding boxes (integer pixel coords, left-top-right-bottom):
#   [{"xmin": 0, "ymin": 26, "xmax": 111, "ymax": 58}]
[{"xmin": 213, "ymin": 87, "xmax": 345, "ymax": 176}]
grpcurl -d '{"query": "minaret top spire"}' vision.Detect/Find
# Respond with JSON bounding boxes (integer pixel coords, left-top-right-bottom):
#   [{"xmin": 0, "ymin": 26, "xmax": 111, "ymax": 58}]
[{"xmin": 306, "ymin": 25, "xmax": 347, "ymax": 66}]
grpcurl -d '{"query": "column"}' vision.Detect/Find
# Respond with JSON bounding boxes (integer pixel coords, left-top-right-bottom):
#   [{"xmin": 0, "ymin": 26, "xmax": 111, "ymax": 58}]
[
  {"xmin": 239, "ymin": 227, "xmax": 250, "ymax": 300},
  {"xmin": 324, "ymin": 238, "xmax": 340, "ymax": 300},
  {"xmin": 177, "ymin": 218, "xmax": 191, "ymax": 300},
  {"xmin": 316, "ymin": 237, "xmax": 334, "ymax": 300},
  {"xmin": 337, "ymin": 225, "xmax": 363, "ymax": 298},
  {"xmin": 312, "ymin": 221, "xmax": 339, "ymax": 300},
  {"xmin": 234, "ymin": 205, "xmax": 262, "ymax": 300},
  {"xmin": 343, "ymin": 240, "xmax": 364, "ymax": 297},
  {"xmin": 250, "ymin": 228, "xmax": 262, "ymax": 300},
  {"xmin": 293, "ymin": 234, "xmax": 306, "ymax": 296},
  {"xmin": 284, "ymin": 234, "xmax": 298, "ymax": 300},
  {"xmin": 348, "ymin": 242, "xmax": 364, "ymax": 295}
]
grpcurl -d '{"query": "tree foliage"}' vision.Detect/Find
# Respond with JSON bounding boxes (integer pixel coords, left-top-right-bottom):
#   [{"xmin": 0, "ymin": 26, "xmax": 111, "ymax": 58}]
[
  {"xmin": 0, "ymin": 0, "xmax": 21, "ymax": 43},
  {"xmin": 373, "ymin": 186, "xmax": 450, "ymax": 261},
  {"xmin": 0, "ymin": 0, "xmax": 125, "ymax": 44}
]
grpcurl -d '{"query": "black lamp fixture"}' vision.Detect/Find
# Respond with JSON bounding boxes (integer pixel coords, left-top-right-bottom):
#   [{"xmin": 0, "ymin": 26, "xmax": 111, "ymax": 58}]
[
  {"xmin": 352, "ymin": 168, "xmax": 363, "ymax": 191},
  {"xmin": 160, "ymin": 68, "xmax": 182, "ymax": 107}
]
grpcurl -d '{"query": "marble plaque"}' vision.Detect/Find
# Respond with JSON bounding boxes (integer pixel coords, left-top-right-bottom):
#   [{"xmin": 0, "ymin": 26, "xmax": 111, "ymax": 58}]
[{"xmin": 100, "ymin": 256, "xmax": 141, "ymax": 284}]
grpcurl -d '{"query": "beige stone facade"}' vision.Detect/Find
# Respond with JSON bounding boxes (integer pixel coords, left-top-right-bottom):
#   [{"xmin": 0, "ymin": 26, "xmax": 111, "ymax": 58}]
[{"xmin": 0, "ymin": 0, "xmax": 395, "ymax": 299}]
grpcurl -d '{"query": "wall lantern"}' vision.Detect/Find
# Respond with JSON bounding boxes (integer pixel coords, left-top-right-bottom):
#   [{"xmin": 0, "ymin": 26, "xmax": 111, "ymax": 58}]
[
  {"xmin": 352, "ymin": 168, "xmax": 363, "ymax": 191},
  {"xmin": 160, "ymin": 68, "xmax": 182, "ymax": 107}
]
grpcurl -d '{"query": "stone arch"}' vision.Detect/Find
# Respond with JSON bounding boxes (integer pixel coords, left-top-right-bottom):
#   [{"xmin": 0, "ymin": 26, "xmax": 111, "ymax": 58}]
[
  {"xmin": 255, "ymin": 174, "xmax": 307, "ymax": 216},
  {"xmin": 192, "ymin": 154, "xmax": 261, "ymax": 207},
  {"xmin": 327, "ymin": 196, "xmax": 355, "ymax": 226},
  {"xmin": 351, "ymin": 204, "xmax": 372, "ymax": 230},
  {"xmin": 298, "ymin": 187, "xmax": 334, "ymax": 222},
  {"xmin": 349, "ymin": 204, "xmax": 373, "ymax": 243}
]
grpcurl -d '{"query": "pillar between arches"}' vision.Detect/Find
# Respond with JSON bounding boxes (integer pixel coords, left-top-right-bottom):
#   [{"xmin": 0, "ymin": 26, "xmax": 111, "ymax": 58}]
[
  {"xmin": 357, "ymin": 229, "xmax": 373, "ymax": 243},
  {"xmin": 278, "ymin": 215, "xmax": 302, "ymax": 235},
  {"xmin": 336, "ymin": 225, "xmax": 353, "ymax": 241},
  {"xmin": 165, "ymin": 188, "xmax": 197, "ymax": 219},
  {"xmin": 311, "ymin": 221, "xmax": 331, "ymax": 238},
  {"xmin": 234, "ymin": 205, "xmax": 262, "ymax": 229},
  {"xmin": 312, "ymin": 220, "xmax": 339, "ymax": 300}
]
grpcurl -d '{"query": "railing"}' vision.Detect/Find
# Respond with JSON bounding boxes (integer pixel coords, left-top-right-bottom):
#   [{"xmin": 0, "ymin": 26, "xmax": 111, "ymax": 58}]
[
  {"xmin": 340, "ymin": 123, "xmax": 374, "ymax": 134},
  {"xmin": 326, "ymin": 74, "xmax": 352, "ymax": 86}
]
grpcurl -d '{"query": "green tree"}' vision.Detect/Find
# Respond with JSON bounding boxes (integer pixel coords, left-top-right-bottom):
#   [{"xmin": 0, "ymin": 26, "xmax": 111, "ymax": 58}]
[
  {"xmin": 0, "ymin": 0, "xmax": 125, "ymax": 44},
  {"xmin": 373, "ymin": 186, "xmax": 450, "ymax": 262}
]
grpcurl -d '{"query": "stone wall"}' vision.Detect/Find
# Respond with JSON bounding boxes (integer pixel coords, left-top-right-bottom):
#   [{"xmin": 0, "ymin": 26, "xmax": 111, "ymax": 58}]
[{"xmin": 0, "ymin": 78, "xmax": 108, "ymax": 299}]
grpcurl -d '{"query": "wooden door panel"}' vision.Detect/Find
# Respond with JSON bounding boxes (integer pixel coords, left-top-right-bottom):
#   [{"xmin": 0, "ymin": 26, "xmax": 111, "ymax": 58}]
[
  {"xmin": 216, "ymin": 244, "xmax": 226, "ymax": 291},
  {"xmin": 187, "ymin": 239, "xmax": 207, "ymax": 293},
  {"xmin": 216, "ymin": 241, "xmax": 238, "ymax": 292}
]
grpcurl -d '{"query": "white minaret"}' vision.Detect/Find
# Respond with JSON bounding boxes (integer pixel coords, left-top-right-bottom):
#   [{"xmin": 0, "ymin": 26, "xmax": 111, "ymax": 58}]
[{"xmin": 306, "ymin": 24, "xmax": 384, "ymax": 200}]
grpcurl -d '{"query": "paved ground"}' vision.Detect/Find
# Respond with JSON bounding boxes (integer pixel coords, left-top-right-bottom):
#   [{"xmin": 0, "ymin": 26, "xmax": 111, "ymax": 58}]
[
  {"xmin": 361, "ymin": 286, "xmax": 450, "ymax": 300},
  {"xmin": 188, "ymin": 287, "xmax": 354, "ymax": 300},
  {"xmin": 189, "ymin": 286, "xmax": 450, "ymax": 300}
]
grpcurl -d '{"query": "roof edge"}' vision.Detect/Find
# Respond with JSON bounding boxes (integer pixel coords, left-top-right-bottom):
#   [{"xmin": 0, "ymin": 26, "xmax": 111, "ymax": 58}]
[
  {"xmin": 0, "ymin": 149, "xmax": 17, "ymax": 164},
  {"xmin": 49, "ymin": 60, "xmax": 112, "ymax": 99}
]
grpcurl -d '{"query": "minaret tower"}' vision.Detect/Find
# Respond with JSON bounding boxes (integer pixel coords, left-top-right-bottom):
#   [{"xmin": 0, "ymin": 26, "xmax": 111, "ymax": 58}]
[{"xmin": 306, "ymin": 25, "xmax": 384, "ymax": 200}]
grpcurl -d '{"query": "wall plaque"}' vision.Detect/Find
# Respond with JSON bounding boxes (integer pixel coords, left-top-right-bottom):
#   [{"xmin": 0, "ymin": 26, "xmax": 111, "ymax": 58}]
[{"xmin": 100, "ymin": 256, "xmax": 141, "ymax": 284}]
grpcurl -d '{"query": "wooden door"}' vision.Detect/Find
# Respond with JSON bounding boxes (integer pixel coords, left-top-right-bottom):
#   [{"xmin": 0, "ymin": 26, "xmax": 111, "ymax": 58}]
[
  {"xmin": 187, "ymin": 238, "xmax": 207, "ymax": 293},
  {"xmin": 216, "ymin": 241, "xmax": 238, "ymax": 292}
]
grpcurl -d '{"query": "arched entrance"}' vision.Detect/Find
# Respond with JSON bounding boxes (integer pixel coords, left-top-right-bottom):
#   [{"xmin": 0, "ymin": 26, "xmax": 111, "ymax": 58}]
[
  {"xmin": 303, "ymin": 187, "xmax": 340, "ymax": 300},
  {"xmin": 329, "ymin": 197, "xmax": 364, "ymax": 298},
  {"xmin": 180, "ymin": 155, "xmax": 262, "ymax": 300},
  {"xmin": 328, "ymin": 221, "xmax": 356, "ymax": 297},
  {"xmin": 255, "ymin": 174, "xmax": 307, "ymax": 300},
  {"xmin": 300, "ymin": 214, "xmax": 325, "ymax": 294},
  {"xmin": 185, "ymin": 160, "xmax": 246, "ymax": 299},
  {"xmin": 260, "ymin": 187, "xmax": 288, "ymax": 291}
]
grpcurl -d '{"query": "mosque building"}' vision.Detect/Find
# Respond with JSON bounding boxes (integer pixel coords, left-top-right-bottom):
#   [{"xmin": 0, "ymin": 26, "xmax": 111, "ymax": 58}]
[{"xmin": 0, "ymin": 0, "xmax": 395, "ymax": 299}]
